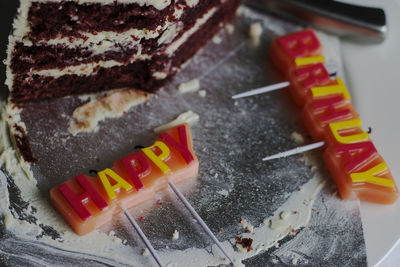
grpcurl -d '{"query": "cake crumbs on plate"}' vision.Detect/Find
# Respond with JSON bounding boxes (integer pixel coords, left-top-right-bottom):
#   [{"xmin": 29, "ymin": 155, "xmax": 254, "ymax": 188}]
[
  {"xmin": 235, "ymin": 236, "xmax": 253, "ymax": 253},
  {"xmin": 198, "ymin": 90, "xmax": 207, "ymax": 97},
  {"xmin": 212, "ymin": 35, "xmax": 223, "ymax": 44},
  {"xmin": 240, "ymin": 217, "xmax": 254, "ymax": 232},
  {"xmin": 225, "ymin": 23, "xmax": 234, "ymax": 34},
  {"xmin": 291, "ymin": 131, "xmax": 305, "ymax": 144},
  {"xmin": 172, "ymin": 229, "xmax": 179, "ymax": 240},
  {"xmin": 141, "ymin": 248, "xmax": 149, "ymax": 256},
  {"xmin": 248, "ymin": 22, "xmax": 263, "ymax": 44},
  {"xmin": 178, "ymin": 78, "xmax": 200, "ymax": 94}
]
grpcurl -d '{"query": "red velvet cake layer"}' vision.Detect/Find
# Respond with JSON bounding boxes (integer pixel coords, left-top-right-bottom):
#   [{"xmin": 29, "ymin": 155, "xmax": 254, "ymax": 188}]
[
  {"xmin": 27, "ymin": 0, "xmax": 180, "ymax": 41},
  {"xmin": 10, "ymin": 0, "xmax": 240, "ymax": 102}
]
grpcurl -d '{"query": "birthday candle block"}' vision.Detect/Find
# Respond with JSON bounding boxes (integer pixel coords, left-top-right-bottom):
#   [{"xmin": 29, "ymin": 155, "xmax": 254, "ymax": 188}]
[
  {"xmin": 269, "ymin": 29, "xmax": 399, "ymax": 204},
  {"xmin": 324, "ymin": 143, "xmax": 398, "ymax": 204},
  {"xmin": 50, "ymin": 124, "xmax": 199, "ymax": 235}
]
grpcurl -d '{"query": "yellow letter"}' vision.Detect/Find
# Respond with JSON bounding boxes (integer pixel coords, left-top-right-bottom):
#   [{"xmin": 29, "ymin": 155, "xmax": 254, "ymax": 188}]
[
  {"xmin": 351, "ymin": 162, "xmax": 395, "ymax": 188},
  {"xmin": 329, "ymin": 119, "xmax": 369, "ymax": 144},
  {"xmin": 142, "ymin": 141, "xmax": 171, "ymax": 173},
  {"xmin": 98, "ymin": 168, "xmax": 133, "ymax": 200},
  {"xmin": 295, "ymin": 55, "xmax": 325, "ymax": 66},
  {"xmin": 311, "ymin": 77, "xmax": 350, "ymax": 100}
]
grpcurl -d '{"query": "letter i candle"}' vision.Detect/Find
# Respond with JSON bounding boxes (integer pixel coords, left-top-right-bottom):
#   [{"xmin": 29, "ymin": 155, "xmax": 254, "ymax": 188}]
[{"xmin": 266, "ymin": 29, "xmax": 398, "ymax": 204}]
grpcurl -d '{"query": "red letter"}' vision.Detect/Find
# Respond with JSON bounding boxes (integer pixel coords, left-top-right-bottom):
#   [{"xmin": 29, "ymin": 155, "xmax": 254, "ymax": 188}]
[
  {"xmin": 312, "ymin": 95, "xmax": 353, "ymax": 123},
  {"xmin": 294, "ymin": 63, "xmax": 331, "ymax": 89},
  {"xmin": 278, "ymin": 29, "xmax": 322, "ymax": 59},
  {"xmin": 159, "ymin": 125, "xmax": 194, "ymax": 164},
  {"xmin": 121, "ymin": 153, "xmax": 150, "ymax": 191},
  {"xmin": 58, "ymin": 175, "xmax": 108, "ymax": 221},
  {"xmin": 335, "ymin": 141, "xmax": 378, "ymax": 173}
]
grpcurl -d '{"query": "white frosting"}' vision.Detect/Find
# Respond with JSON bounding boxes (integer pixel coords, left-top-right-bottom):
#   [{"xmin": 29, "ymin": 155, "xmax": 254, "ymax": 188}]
[
  {"xmin": 45, "ymin": 27, "xmax": 163, "ymax": 47},
  {"xmin": 20, "ymin": 6, "xmax": 217, "ymax": 81},
  {"xmin": 5, "ymin": 0, "xmax": 32, "ymax": 90},
  {"xmin": 30, "ymin": 54, "xmax": 151, "ymax": 78},
  {"xmin": 33, "ymin": 0, "xmax": 172, "ymax": 10},
  {"xmin": 153, "ymin": 110, "xmax": 200, "ymax": 134},
  {"xmin": 158, "ymin": 22, "xmax": 183, "ymax": 45},
  {"xmin": 178, "ymin": 78, "xmax": 201, "ymax": 94},
  {"xmin": 166, "ymin": 7, "xmax": 217, "ymax": 56},
  {"xmin": 152, "ymin": 71, "xmax": 168, "ymax": 80},
  {"xmin": 185, "ymin": 0, "xmax": 199, "ymax": 8},
  {"xmin": 7, "ymin": 1, "xmax": 217, "ymax": 88},
  {"xmin": 68, "ymin": 88, "xmax": 150, "ymax": 135}
]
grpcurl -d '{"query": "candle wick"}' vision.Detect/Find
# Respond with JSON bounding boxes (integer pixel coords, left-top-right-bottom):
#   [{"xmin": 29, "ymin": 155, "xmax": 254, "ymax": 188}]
[{"xmin": 89, "ymin": 169, "xmax": 98, "ymax": 175}]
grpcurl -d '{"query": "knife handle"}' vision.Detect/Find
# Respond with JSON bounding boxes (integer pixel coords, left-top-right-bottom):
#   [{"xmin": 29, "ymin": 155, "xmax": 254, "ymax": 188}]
[{"xmin": 244, "ymin": 0, "xmax": 387, "ymax": 43}]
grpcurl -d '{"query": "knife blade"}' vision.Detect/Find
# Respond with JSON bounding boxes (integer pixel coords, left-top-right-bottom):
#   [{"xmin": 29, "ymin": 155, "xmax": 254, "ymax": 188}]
[{"xmin": 244, "ymin": 0, "xmax": 387, "ymax": 43}]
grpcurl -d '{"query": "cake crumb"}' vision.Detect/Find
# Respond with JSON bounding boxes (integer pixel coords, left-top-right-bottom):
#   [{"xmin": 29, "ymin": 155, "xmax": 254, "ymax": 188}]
[
  {"xmin": 69, "ymin": 88, "xmax": 149, "ymax": 135},
  {"xmin": 235, "ymin": 237, "xmax": 253, "ymax": 253},
  {"xmin": 178, "ymin": 79, "xmax": 200, "ymax": 94},
  {"xmin": 248, "ymin": 22, "xmax": 263, "ymax": 44},
  {"xmin": 142, "ymin": 248, "xmax": 149, "ymax": 256},
  {"xmin": 153, "ymin": 71, "xmax": 168, "ymax": 80},
  {"xmin": 240, "ymin": 217, "xmax": 254, "ymax": 232},
  {"xmin": 291, "ymin": 131, "xmax": 305, "ymax": 144},
  {"xmin": 3, "ymin": 214, "xmax": 12, "ymax": 229},
  {"xmin": 233, "ymin": 260, "xmax": 245, "ymax": 267},
  {"xmin": 217, "ymin": 189, "xmax": 229, "ymax": 197},
  {"xmin": 172, "ymin": 229, "xmax": 179, "ymax": 240},
  {"xmin": 198, "ymin": 90, "xmax": 206, "ymax": 98},
  {"xmin": 269, "ymin": 218, "xmax": 290, "ymax": 230},
  {"xmin": 225, "ymin": 23, "xmax": 234, "ymax": 34},
  {"xmin": 154, "ymin": 110, "xmax": 199, "ymax": 134},
  {"xmin": 280, "ymin": 211, "xmax": 291, "ymax": 221},
  {"xmin": 212, "ymin": 35, "xmax": 222, "ymax": 44}
]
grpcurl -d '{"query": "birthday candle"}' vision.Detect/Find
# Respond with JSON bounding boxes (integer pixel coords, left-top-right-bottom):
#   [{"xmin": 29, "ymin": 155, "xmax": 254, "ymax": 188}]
[{"xmin": 267, "ymin": 29, "xmax": 399, "ymax": 204}]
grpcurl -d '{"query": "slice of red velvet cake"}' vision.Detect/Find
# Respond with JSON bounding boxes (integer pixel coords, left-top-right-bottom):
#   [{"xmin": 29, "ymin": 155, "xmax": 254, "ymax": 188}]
[{"xmin": 6, "ymin": 0, "xmax": 239, "ymax": 102}]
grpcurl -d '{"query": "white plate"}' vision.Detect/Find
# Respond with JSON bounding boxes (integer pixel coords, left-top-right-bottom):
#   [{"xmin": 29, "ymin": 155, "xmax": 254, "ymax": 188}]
[{"xmin": 340, "ymin": 0, "xmax": 400, "ymax": 265}]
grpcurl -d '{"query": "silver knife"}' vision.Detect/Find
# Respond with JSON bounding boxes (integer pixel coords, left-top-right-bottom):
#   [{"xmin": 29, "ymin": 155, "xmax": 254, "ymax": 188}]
[{"xmin": 244, "ymin": 0, "xmax": 387, "ymax": 43}]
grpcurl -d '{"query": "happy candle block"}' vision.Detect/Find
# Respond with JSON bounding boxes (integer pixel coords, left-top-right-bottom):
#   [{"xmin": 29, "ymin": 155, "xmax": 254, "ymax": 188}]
[{"xmin": 50, "ymin": 124, "xmax": 199, "ymax": 235}]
